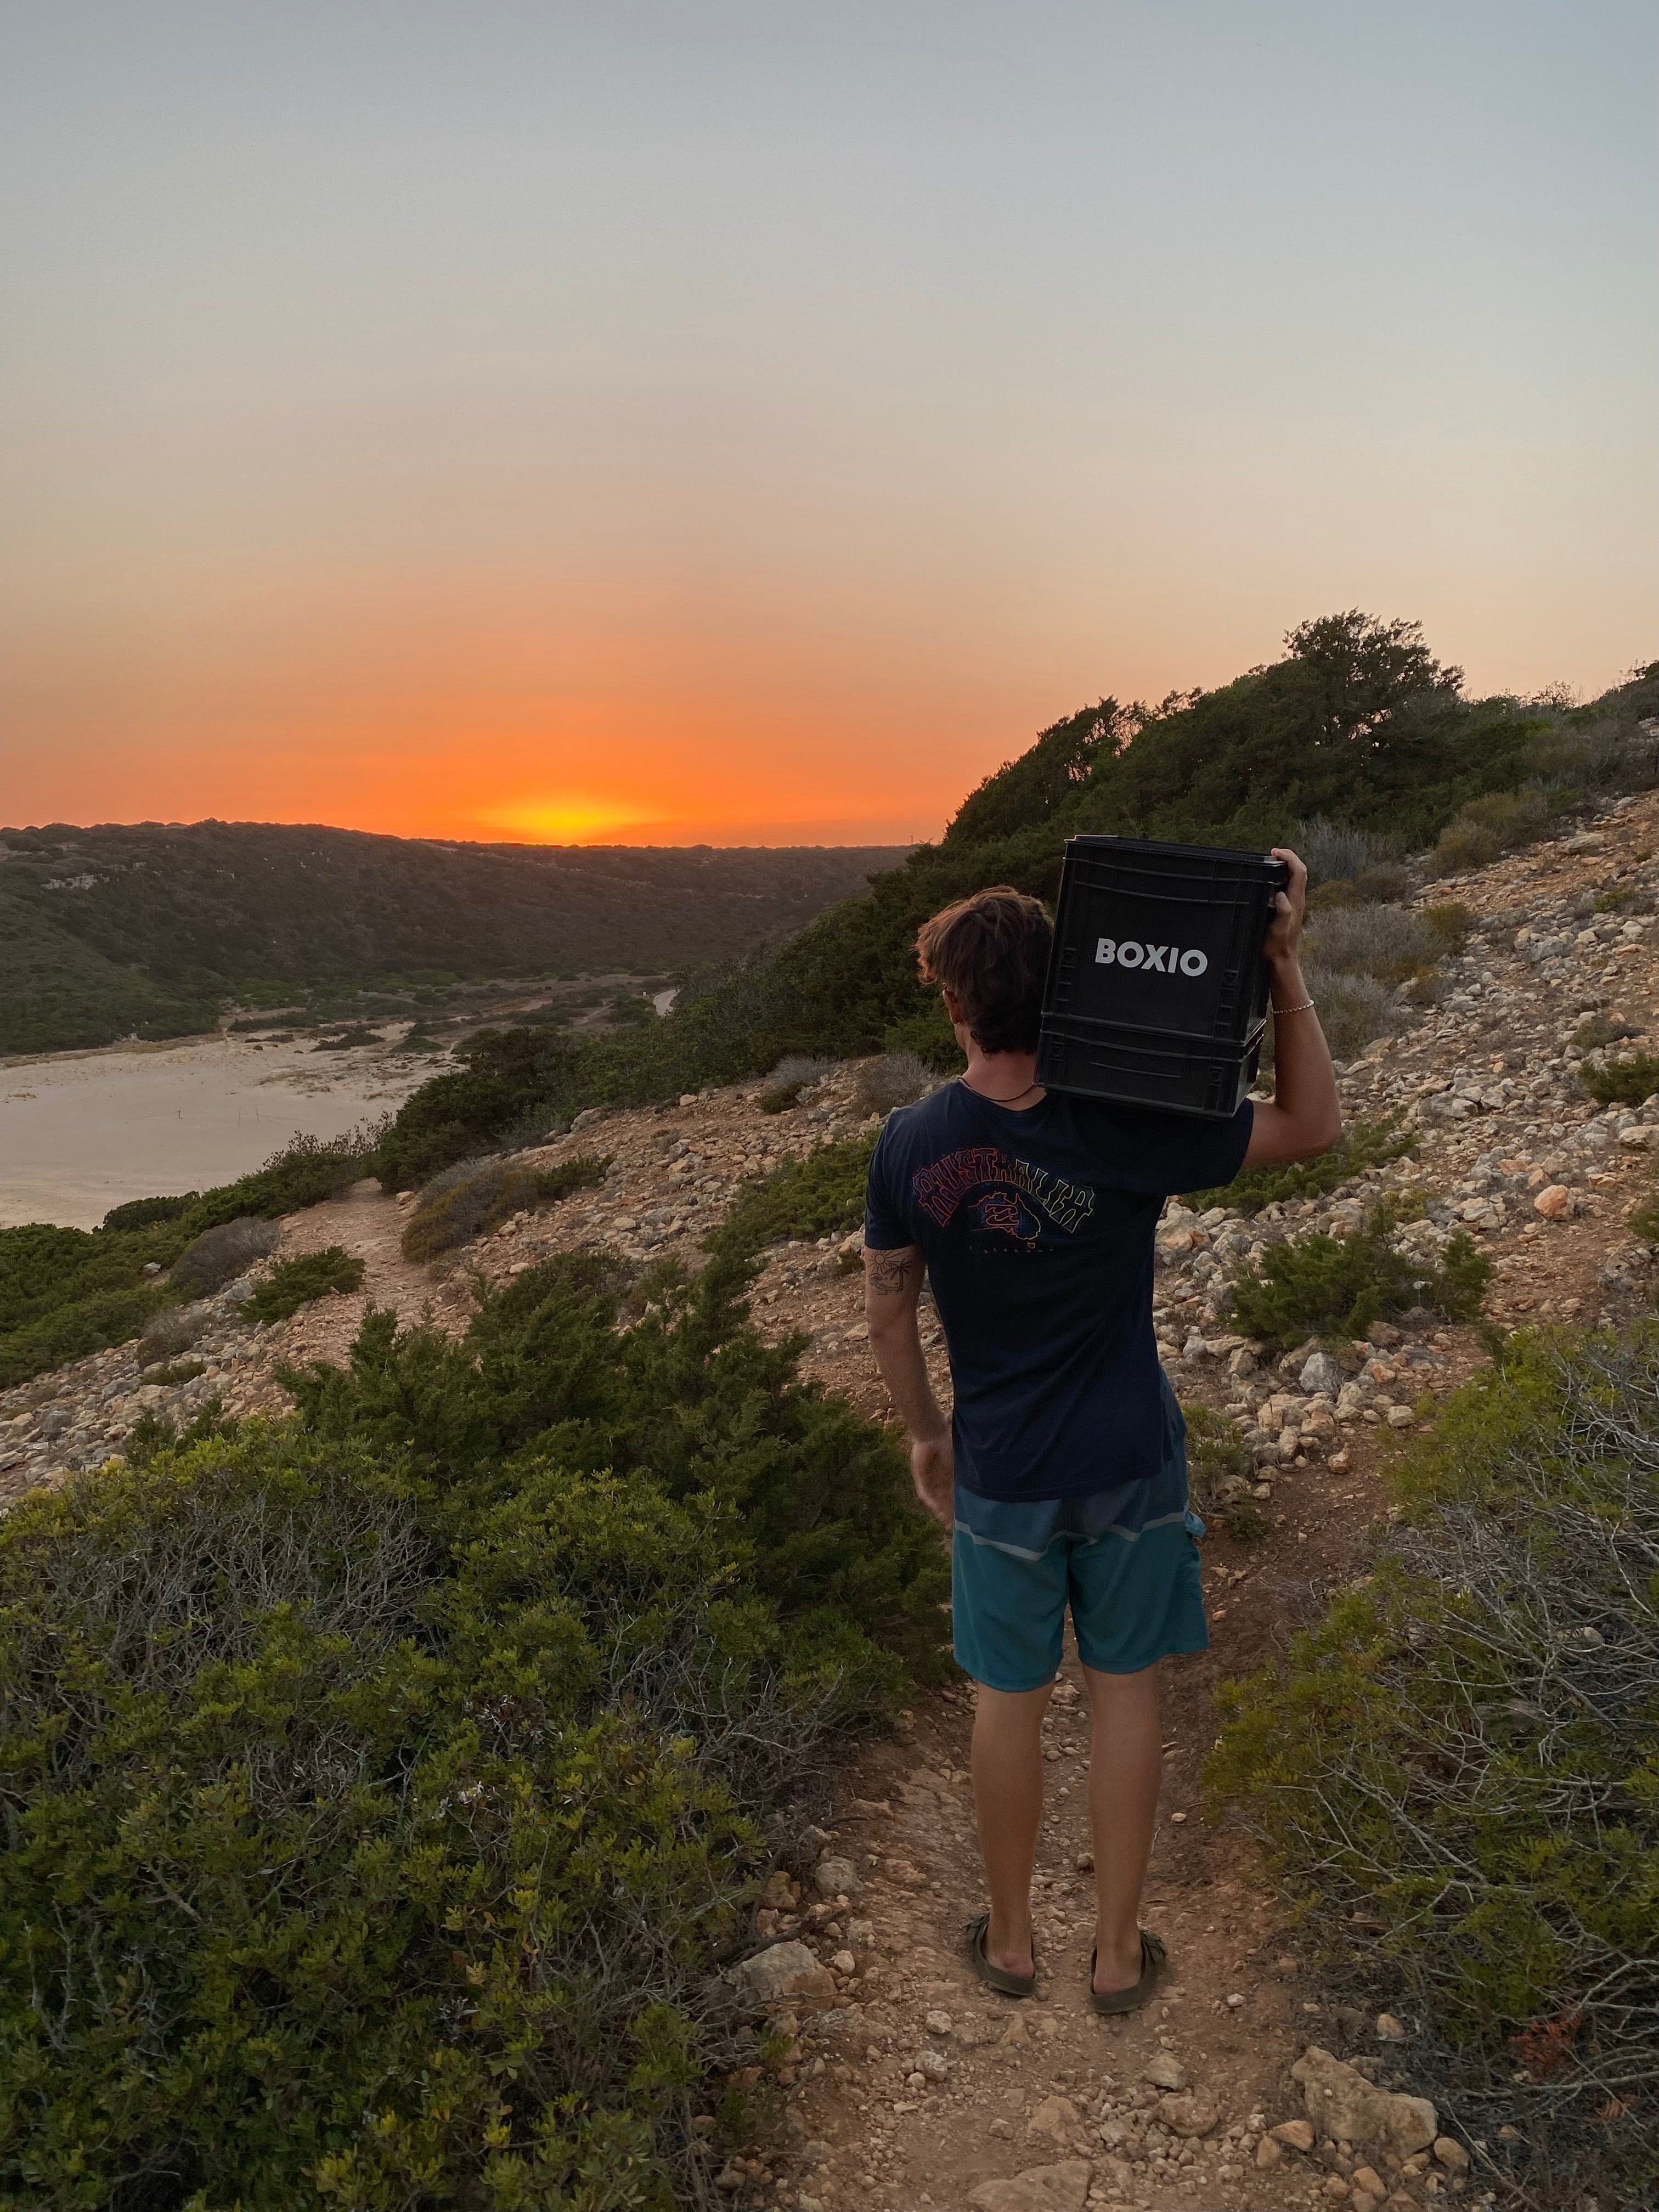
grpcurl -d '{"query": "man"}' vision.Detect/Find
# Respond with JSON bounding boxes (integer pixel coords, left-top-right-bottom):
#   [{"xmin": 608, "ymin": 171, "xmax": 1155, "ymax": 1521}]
[{"xmin": 863, "ymin": 852, "xmax": 1338, "ymax": 2009}]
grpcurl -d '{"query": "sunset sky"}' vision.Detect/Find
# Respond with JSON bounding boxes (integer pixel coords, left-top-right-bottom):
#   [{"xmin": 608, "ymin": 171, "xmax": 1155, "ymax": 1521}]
[{"xmin": 3, "ymin": 3, "xmax": 1654, "ymax": 847}]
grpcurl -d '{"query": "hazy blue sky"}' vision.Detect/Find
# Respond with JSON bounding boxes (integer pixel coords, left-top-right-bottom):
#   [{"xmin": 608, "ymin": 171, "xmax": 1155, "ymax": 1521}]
[{"xmin": 3, "ymin": 2, "xmax": 1654, "ymax": 840}]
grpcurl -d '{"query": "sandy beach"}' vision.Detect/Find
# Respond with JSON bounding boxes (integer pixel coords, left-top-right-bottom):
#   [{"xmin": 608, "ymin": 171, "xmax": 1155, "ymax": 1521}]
[{"xmin": 0, "ymin": 1032, "xmax": 433, "ymax": 1230}]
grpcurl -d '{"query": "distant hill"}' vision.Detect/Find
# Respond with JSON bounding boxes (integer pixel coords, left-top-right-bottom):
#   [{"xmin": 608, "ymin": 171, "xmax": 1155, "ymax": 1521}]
[{"xmin": 0, "ymin": 822, "xmax": 909, "ymax": 1057}]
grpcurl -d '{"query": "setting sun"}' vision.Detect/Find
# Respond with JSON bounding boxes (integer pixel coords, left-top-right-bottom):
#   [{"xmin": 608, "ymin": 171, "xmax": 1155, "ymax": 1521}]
[{"xmin": 475, "ymin": 797, "xmax": 662, "ymax": 843}]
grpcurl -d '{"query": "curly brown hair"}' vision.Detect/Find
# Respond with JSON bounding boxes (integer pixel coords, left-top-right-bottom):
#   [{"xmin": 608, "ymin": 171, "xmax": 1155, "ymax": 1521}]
[{"xmin": 915, "ymin": 886, "xmax": 1052, "ymax": 1054}]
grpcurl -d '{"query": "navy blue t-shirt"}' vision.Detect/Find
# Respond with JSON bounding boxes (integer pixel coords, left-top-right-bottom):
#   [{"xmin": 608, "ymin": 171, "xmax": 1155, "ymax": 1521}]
[{"xmin": 864, "ymin": 1081, "xmax": 1252, "ymax": 1502}]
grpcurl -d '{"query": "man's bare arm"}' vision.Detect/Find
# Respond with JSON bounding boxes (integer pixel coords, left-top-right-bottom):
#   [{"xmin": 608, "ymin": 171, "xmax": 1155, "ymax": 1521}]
[
  {"xmin": 866, "ymin": 1245, "xmax": 924, "ymax": 1299},
  {"xmin": 1242, "ymin": 848, "xmax": 1342, "ymax": 1169},
  {"xmin": 864, "ymin": 1243, "xmax": 953, "ymax": 1529}
]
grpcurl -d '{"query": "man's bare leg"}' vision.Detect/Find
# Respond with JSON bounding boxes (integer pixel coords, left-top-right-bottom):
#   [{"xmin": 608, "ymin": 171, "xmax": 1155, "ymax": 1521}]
[
  {"xmin": 1083, "ymin": 1662, "xmax": 1163, "ymax": 1993},
  {"xmin": 970, "ymin": 1679, "xmax": 1053, "ymax": 1978}
]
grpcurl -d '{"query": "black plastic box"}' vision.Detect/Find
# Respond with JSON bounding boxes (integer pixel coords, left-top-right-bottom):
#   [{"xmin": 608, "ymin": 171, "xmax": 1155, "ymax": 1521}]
[{"xmin": 1037, "ymin": 836, "xmax": 1288, "ymax": 1119}]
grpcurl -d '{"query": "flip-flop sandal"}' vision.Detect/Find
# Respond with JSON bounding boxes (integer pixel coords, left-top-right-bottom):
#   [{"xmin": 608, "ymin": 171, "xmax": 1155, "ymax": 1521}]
[
  {"xmin": 964, "ymin": 1911, "xmax": 1036, "ymax": 2000},
  {"xmin": 1090, "ymin": 1928, "xmax": 1167, "ymax": 2016}
]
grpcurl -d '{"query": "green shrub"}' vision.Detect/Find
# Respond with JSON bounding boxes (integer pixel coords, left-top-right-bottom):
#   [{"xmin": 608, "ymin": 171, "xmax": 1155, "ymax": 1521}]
[
  {"xmin": 168, "ymin": 1215, "xmax": 280, "ymax": 1296},
  {"xmin": 1185, "ymin": 1115, "xmax": 1413, "ymax": 1215},
  {"xmin": 880, "ymin": 1001, "xmax": 962, "ymax": 1071},
  {"xmin": 183, "ymin": 1124, "xmax": 387, "ymax": 1228},
  {"xmin": 140, "ymin": 1357, "xmax": 206, "ymax": 1386},
  {"xmin": 1593, "ymin": 883, "xmax": 1639, "ymax": 913},
  {"xmin": 1580, "ymin": 1052, "xmax": 1659, "ymax": 1107},
  {"xmin": 374, "ymin": 1029, "xmax": 582, "ymax": 1190},
  {"xmin": 1182, "ymin": 1405, "xmax": 1268, "ymax": 1543},
  {"xmin": 120, "ymin": 1395, "xmax": 236, "ymax": 1470},
  {"xmin": 1429, "ymin": 785, "xmax": 1567, "ymax": 876},
  {"xmin": 1463, "ymin": 784, "xmax": 1565, "ymax": 840},
  {"xmin": 1226, "ymin": 1199, "xmax": 1491, "ymax": 1347},
  {"xmin": 245, "ymin": 1245, "xmax": 367, "ymax": 1322},
  {"xmin": 708, "ymin": 1137, "xmax": 877, "ymax": 1265},
  {"xmin": 0, "ymin": 1285, "xmax": 165, "ymax": 1391},
  {"xmin": 401, "ymin": 1153, "xmax": 610, "ymax": 1263},
  {"xmin": 283, "ymin": 1252, "xmax": 947, "ymax": 1664},
  {"xmin": 1572, "ymin": 1011, "xmax": 1639, "ymax": 1052},
  {"xmin": 0, "ymin": 1249, "xmax": 947, "ymax": 2205},
  {"xmin": 100, "ymin": 1192, "xmax": 197, "ymax": 1232},
  {"xmin": 1421, "ymin": 900, "xmax": 1474, "ymax": 952},
  {"xmin": 1207, "ymin": 1328, "xmax": 1659, "ymax": 2202},
  {"xmin": 1427, "ymin": 816, "xmax": 1500, "ymax": 875},
  {"xmin": 313, "ymin": 1023, "xmax": 382, "ymax": 1049}
]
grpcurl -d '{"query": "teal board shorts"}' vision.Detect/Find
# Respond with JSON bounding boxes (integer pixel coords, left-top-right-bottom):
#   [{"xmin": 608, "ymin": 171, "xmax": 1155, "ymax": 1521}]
[{"xmin": 951, "ymin": 1373, "xmax": 1208, "ymax": 1692}]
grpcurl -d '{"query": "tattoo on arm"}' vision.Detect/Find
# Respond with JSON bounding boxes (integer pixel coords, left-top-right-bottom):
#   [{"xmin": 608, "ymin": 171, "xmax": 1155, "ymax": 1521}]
[{"xmin": 865, "ymin": 1245, "xmax": 922, "ymax": 1297}]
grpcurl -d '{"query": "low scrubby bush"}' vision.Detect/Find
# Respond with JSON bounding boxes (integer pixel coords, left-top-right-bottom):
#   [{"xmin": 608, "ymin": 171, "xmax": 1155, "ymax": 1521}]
[
  {"xmin": 1528, "ymin": 714, "xmax": 1655, "ymax": 797},
  {"xmin": 1209, "ymin": 1328, "xmax": 1659, "ymax": 2204},
  {"xmin": 708, "ymin": 1137, "xmax": 877, "ymax": 1265},
  {"xmin": 1303, "ymin": 902, "xmax": 1438, "ymax": 983},
  {"xmin": 1429, "ymin": 784, "xmax": 1567, "ymax": 877},
  {"xmin": 168, "ymin": 1215, "xmax": 280, "ymax": 1297},
  {"xmin": 1573, "ymin": 1012, "xmax": 1640, "ymax": 1053},
  {"xmin": 1297, "ymin": 815, "xmax": 1401, "ymax": 888},
  {"xmin": 1226, "ymin": 1199, "xmax": 1491, "ymax": 1347},
  {"xmin": 185, "ymin": 1124, "xmax": 388, "ymax": 1230},
  {"xmin": 1579, "ymin": 1051, "xmax": 1659, "ymax": 1107},
  {"xmin": 245, "ymin": 1245, "xmax": 366, "ymax": 1322},
  {"xmin": 0, "ymin": 1284, "xmax": 165, "ymax": 1391},
  {"xmin": 0, "ymin": 1249, "xmax": 948, "ymax": 2206},
  {"xmin": 99, "ymin": 1192, "xmax": 196, "ymax": 1232},
  {"xmin": 1353, "ymin": 859, "xmax": 1410, "ymax": 903},
  {"xmin": 401, "ymin": 1153, "xmax": 609, "ymax": 1263},
  {"xmin": 1184, "ymin": 1115, "xmax": 1413, "ymax": 1216},
  {"xmin": 853, "ymin": 1051, "xmax": 933, "ymax": 1117},
  {"xmin": 139, "ymin": 1357, "xmax": 206, "ymax": 1386},
  {"xmin": 1422, "ymin": 900, "xmax": 1474, "ymax": 953},
  {"xmin": 136, "ymin": 1304, "xmax": 206, "ymax": 1363},
  {"xmin": 1182, "ymin": 1404, "xmax": 1268, "ymax": 1543},
  {"xmin": 1299, "ymin": 966, "xmax": 1408, "ymax": 1060},
  {"xmin": 374, "ymin": 1028, "xmax": 582, "ymax": 1189},
  {"xmin": 1427, "ymin": 815, "xmax": 1500, "ymax": 874},
  {"xmin": 758, "ymin": 1054, "xmax": 833, "ymax": 1114}
]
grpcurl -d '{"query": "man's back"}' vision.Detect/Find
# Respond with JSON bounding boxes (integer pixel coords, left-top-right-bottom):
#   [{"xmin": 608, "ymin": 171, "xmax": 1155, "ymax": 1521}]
[{"xmin": 865, "ymin": 1077, "xmax": 1250, "ymax": 1500}]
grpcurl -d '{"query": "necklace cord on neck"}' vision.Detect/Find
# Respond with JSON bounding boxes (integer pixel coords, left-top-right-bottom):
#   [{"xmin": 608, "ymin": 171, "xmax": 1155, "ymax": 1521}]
[{"xmin": 959, "ymin": 1074, "xmax": 1043, "ymax": 1107}]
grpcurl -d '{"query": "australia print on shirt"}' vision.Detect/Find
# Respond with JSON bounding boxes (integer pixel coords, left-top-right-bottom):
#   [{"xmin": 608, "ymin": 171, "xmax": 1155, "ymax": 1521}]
[
  {"xmin": 972, "ymin": 1186, "xmax": 1045, "ymax": 1246},
  {"xmin": 912, "ymin": 1145, "xmax": 1096, "ymax": 1248}
]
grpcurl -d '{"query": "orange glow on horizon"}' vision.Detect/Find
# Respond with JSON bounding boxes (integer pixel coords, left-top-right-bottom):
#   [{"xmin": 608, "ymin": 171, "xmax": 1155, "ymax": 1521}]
[{"xmin": 474, "ymin": 796, "xmax": 664, "ymax": 842}]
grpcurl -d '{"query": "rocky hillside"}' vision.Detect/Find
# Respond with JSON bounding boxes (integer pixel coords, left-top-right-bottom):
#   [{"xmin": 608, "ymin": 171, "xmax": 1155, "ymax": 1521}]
[{"xmin": 5, "ymin": 792, "xmax": 1659, "ymax": 2211}]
